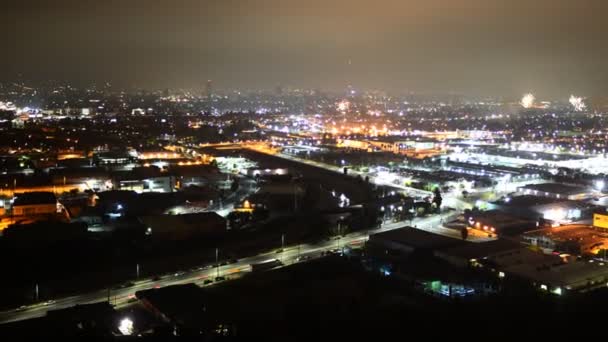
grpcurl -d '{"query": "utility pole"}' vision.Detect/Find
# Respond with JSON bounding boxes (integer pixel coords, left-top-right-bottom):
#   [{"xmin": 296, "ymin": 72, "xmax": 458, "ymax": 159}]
[
  {"xmin": 336, "ymin": 222, "xmax": 341, "ymax": 253},
  {"xmin": 136, "ymin": 263, "xmax": 140, "ymax": 279},
  {"xmin": 281, "ymin": 233, "xmax": 285, "ymax": 263},
  {"xmin": 215, "ymin": 248, "xmax": 219, "ymax": 278},
  {"xmin": 35, "ymin": 283, "xmax": 39, "ymax": 302},
  {"xmin": 293, "ymin": 182, "xmax": 298, "ymax": 211}
]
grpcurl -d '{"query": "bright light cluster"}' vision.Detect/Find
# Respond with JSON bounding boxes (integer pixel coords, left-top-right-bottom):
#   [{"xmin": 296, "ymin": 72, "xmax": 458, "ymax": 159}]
[
  {"xmin": 569, "ymin": 95, "xmax": 587, "ymax": 112},
  {"xmin": 337, "ymin": 100, "xmax": 350, "ymax": 112},
  {"xmin": 0, "ymin": 102, "xmax": 17, "ymax": 111},
  {"xmin": 520, "ymin": 93, "xmax": 535, "ymax": 109},
  {"xmin": 118, "ymin": 318, "xmax": 134, "ymax": 335}
]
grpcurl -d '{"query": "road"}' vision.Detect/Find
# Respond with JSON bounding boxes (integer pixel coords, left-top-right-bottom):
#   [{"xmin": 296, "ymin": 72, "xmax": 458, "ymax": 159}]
[{"xmin": 0, "ymin": 208, "xmax": 492, "ymax": 325}]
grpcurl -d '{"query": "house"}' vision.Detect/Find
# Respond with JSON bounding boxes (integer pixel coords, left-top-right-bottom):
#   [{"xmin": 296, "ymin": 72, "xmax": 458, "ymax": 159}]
[
  {"xmin": 12, "ymin": 192, "xmax": 59, "ymax": 216},
  {"xmin": 139, "ymin": 212, "xmax": 227, "ymax": 240}
]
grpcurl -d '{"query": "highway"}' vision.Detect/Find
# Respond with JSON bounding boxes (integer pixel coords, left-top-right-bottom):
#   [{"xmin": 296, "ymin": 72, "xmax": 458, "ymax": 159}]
[{"xmin": 0, "ymin": 209, "xmax": 491, "ymax": 325}]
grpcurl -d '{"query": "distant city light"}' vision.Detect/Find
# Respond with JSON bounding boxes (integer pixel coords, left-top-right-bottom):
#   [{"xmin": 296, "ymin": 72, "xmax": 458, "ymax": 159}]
[
  {"xmin": 337, "ymin": 100, "xmax": 350, "ymax": 112},
  {"xmin": 520, "ymin": 93, "xmax": 535, "ymax": 109}
]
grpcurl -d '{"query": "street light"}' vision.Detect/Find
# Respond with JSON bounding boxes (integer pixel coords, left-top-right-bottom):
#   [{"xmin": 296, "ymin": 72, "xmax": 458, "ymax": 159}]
[
  {"xmin": 118, "ymin": 318, "xmax": 134, "ymax": 335},
  {"xmin": 595, "ymin": 180, "xmax": 605, "ymax": 192},
  {"xmin": 281, "ymin": 233, "xmax": 285, "ymax": 263}
]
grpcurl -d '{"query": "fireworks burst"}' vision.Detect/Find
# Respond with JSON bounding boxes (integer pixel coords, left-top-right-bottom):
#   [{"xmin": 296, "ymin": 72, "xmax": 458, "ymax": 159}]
[
  {"xmin": 569, "ymin": 95, "xmax": 586, "ymax": 112},
  {"xmin": 520, "ymin": 93, "xmax": 535, "ymax": 109}
]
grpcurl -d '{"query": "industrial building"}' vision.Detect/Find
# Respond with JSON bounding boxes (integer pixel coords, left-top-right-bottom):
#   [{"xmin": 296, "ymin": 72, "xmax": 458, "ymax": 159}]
[{"xmin": 516, "ymin": 183, "xmax": 593, "ymax": 201}]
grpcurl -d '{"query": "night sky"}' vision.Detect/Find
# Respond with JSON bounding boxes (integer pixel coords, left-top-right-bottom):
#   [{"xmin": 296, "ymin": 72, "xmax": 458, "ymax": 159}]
[{"xmin": 3, "ymin": 0, "xmax": 608, "ymax": 97}]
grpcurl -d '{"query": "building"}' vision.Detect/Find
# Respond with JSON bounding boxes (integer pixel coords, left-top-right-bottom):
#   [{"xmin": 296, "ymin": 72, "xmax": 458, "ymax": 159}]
[
  {"xmin": 499, "ymin": 255, "xmax": 608, "ymax": 294},
  {"xmin": 337, "ymin": 137, "xmax": 443, "ymax": 158},
  {"xmin": 12, "ymin": 192, "xmax": 60, "ymax": 216},
  {"xmin": 139, "ymin": 212, "xmax": 227, "ymax": 240},
  {"xmin": 137, "ymin": 150, "xmax": 183, "ymax": 160},
  {"xmin": 170, "ymin": 165, "xmax": 224, "ymax": 188},
  {"xmin": 593, "ymin": 210, "xmax": 608, "ymax": 230},
  {"xmin": 522, "ymin": 224, "xmax": 608, "ymax": 256},
  {"xmin": 467, "ymin": 209, "xmax": 537, "ymax": 236},
  {"xmin": 493, "ymin": 195, "xmax": 595, "ymax": 224},
  {"xmin": 94, "ymin": 151, "xmax": 132, "ymax": 165},
  {"xmin": 434, "ymin": 239, "xmax": 523, "ymax": 268},
  {"xmin": 516, "ymin": 183, "xmax": 593, "ymax": 201},
  {"xmin": 112, "ymin": 167, "xmax": 175, "ymax": 193},
  {"xmin": 368, "ymin": 227, "xmax": 464, "ymax": 256}
]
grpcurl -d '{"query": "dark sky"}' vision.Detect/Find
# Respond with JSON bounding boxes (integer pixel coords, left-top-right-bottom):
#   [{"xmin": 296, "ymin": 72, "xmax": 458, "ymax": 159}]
[{"xmin": 2, "ymin": 0, "xmax": 608, "ymax": 97}]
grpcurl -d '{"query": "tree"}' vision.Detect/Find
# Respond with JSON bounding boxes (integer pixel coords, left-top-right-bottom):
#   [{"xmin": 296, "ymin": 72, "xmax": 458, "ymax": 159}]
[
  {"xmin": 432, "ymin": 187, "xmax": 442, "ymax": 212},
  {"xmin": 461, "ymin": 227, "xmax": 468, "ymax": 240}
]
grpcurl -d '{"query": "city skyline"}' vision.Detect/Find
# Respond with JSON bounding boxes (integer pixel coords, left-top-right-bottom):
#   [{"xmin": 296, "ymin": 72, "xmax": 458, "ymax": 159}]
[{"xmin": 2, "ymin": 0, "xmax": 608, "ymax": 97}]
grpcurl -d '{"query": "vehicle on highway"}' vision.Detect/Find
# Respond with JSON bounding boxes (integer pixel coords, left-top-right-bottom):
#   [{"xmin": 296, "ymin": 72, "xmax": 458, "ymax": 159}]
[
  {"xmin": 215, "ymin": 276, "xmax": 226, "ymax": 281},
  {"xmin": 174, "ymin": 271, "xmax": 186, "ymax": 277},
  {"xmin": 113, "ymin": 281, "xmax": 135, "ymax": 290},
  {"xmin": 296, "ymin": 255, "xmax": 311, "ymax": 262},
  {"xmin": 251, "ymin": 259, "xmax": 283, "ymax": 273},
  {"xmin": 15, "ymin": 305, "xmax": 27, "ymax": 312},
  {"xmin": 327, "ymin": 248, "xmax": 343, "ymax": 255},
  {"xmin": 43, "ymin": 300, "xmax": 56, "ymax": 306},
  {"xmin": 275, "ymin": 249, "xmax": 284, "ymax": 253},
  {"xmin": 204, "ymin": 279, "xmax": 213, "ymax": 285}
]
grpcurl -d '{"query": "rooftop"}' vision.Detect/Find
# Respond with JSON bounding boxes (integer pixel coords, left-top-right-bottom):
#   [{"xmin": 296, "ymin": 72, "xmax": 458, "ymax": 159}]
[
  {"xmin": 519, "ymin": 183, "xmax": 590, "ymax": 196},
  {"xmin": 436, "ymin": 238, "xmax": 522, "ymax": 261},
  {"xmin": 370, "ymin": 227, "xmax": 464, "ymax": 250},
  {"xmin": 13, "ymin": 192, "xmax": 57, "ymax": 206}
]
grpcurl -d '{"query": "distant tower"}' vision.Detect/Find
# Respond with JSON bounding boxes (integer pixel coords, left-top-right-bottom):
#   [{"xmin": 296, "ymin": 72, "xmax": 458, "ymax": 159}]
[
  {"xmin": 205, "ymin": 80, "xmax": 213, "ymax": 99},
  {"xmin": 347, "ymin": 84, "xmax": 356, "ymax": 97}
]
